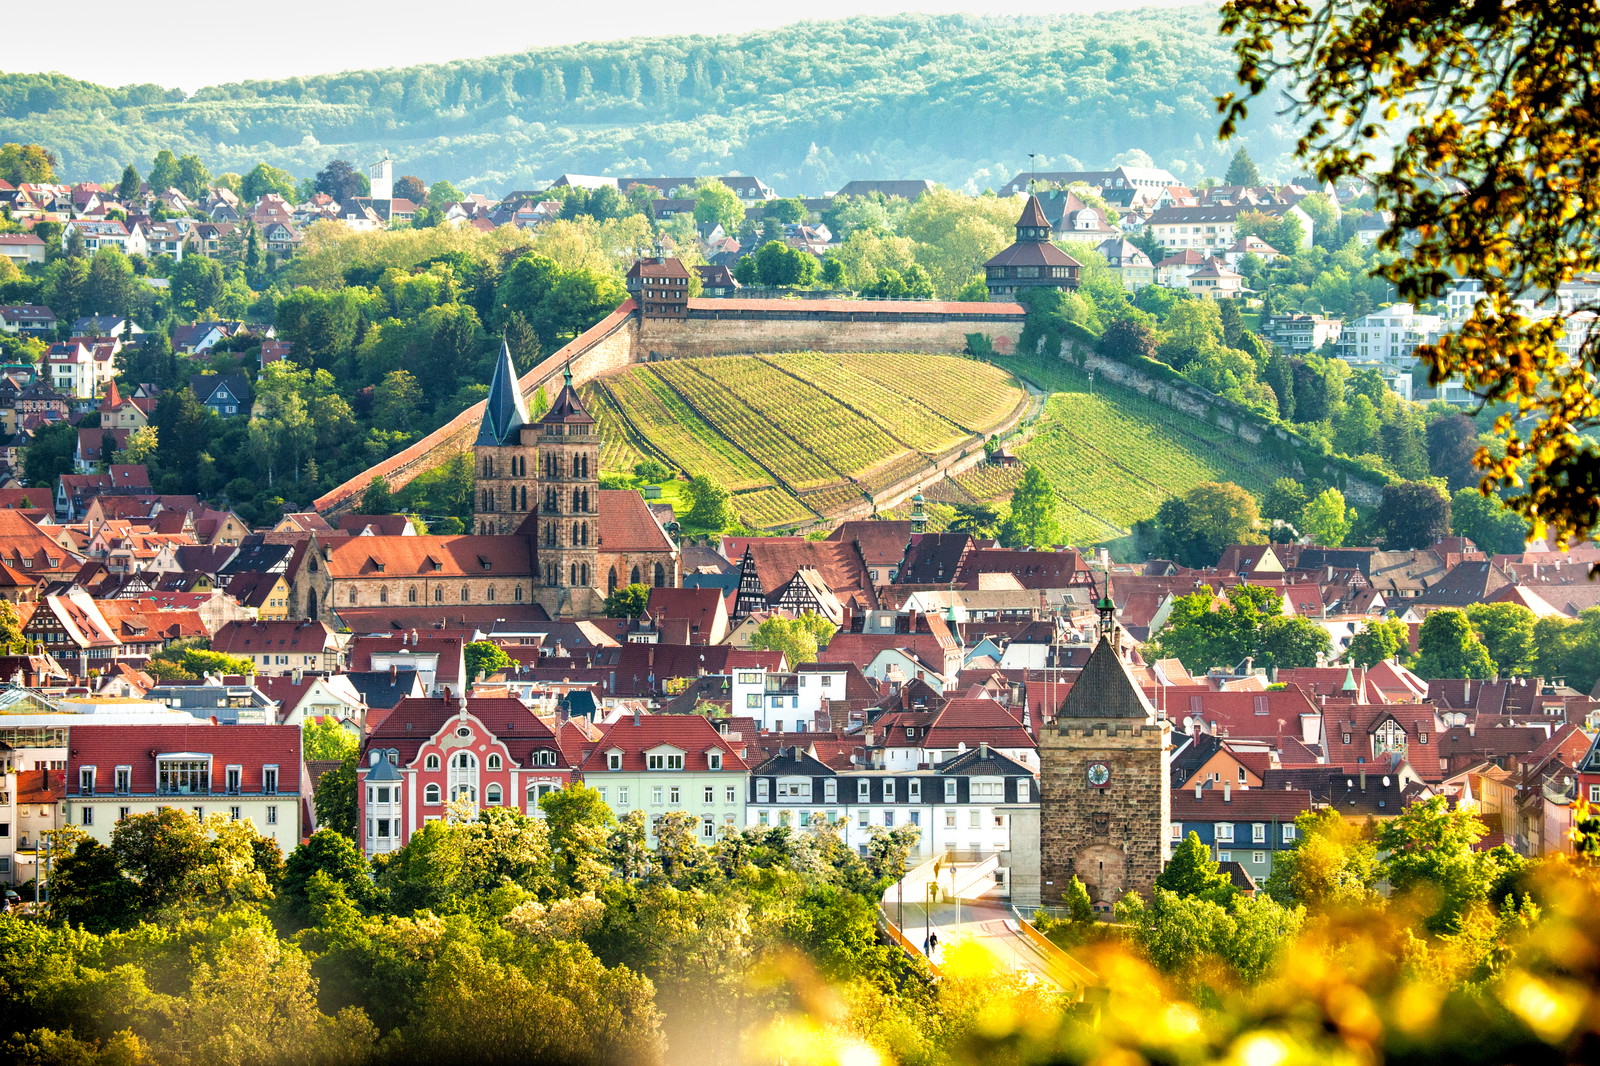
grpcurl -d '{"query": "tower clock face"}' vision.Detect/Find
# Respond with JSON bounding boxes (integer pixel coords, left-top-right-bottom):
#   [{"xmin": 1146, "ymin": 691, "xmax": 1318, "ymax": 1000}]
[{"xmin": 1087, "ymin": 761, "xmax": 1111, "ymax": 788}]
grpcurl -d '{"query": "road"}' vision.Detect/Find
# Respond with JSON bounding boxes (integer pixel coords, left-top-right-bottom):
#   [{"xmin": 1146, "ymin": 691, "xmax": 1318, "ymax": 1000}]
[{"xmin": 892, "ymin": 896, "xmax": 1065, "ymax": 986}]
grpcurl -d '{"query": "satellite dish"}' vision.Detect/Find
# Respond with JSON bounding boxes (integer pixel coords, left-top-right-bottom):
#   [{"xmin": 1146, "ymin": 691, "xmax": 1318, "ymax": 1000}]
[
  {"xmin": 1382, "ymin": 776, "xmax": 1391, "ymax": 786},
  {"xmin": 1346, "ymin": 778, "xmax": 1353, "ymax": 787}
]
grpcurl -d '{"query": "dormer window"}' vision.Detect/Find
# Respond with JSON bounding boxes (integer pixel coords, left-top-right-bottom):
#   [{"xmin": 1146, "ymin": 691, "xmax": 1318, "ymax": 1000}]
[
  {"xmin": 608, "ymin": 753, "xmax": 622, "ymax": 770},
  {"xmin": 708, "ymin": 752, "xmax": 722, "ymax": 770}
]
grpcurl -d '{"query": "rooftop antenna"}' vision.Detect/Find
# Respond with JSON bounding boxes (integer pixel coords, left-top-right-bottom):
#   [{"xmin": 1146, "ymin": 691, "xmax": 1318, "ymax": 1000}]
[{"xmin": 1028, "ymin": 153, "xmax": 1037, "ymax": 195}]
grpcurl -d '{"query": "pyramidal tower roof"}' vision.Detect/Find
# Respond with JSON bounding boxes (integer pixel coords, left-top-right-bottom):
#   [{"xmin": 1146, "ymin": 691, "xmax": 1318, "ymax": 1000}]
[
  {"xmin": 1058, "ymin": 633, "xmax": 1156, "ymax": 720},
  {"xmin": 476, "ymin": 338, "xmax": 531, "ymax": 446},
  {"xmin": 1017, "ymin": 194, "xmax": 1051, "ymax": 233},
  {"xmin": 540, "ymin": 362, "xmax": 595, "ymax": 426}
]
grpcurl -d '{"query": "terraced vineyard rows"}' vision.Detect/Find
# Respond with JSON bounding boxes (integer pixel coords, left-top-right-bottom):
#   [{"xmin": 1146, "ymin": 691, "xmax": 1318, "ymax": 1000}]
[
  {"xmin": 649, "ymin": 362, "xmax": 844, "ymax": 491},
  {"xmin": 732, "ymin": 488, "xmax": 818, "ymax": 529},
  {"xmin": 953, "ymin": 462, "xmax": 1026, "ymax": 501},
  {"xmin": 673, "ymin": 359, "xmax": 909, "ymax": 483},
  {"xmin": 586, "ymin": 353, "xmax": 1029, "ymax": 531},
  {"xmin": 847, "ymin": 354, "xmax": 1024, "ymax": 431},
  {"xmin": 758, "ymin": 354, "xmax": 975, "ymax": 454},
  {"xmin": 581, "ymin": 384, "xmax": 650, "ymax": 474}
]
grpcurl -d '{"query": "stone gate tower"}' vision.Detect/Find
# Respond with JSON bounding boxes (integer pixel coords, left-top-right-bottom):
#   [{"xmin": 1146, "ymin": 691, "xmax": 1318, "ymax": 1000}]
[
  {"xmin": 472, "ymin": 340, "xmax": 538, "ymax": 535},
  {"xmin": 1039, "ymin": 631, "xmax": 1171, "ymax": 906}
]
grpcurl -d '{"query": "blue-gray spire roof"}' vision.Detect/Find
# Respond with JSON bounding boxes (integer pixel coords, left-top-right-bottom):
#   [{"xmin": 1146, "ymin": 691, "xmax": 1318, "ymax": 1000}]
[{"xmin": 476, "ymin": 338, "xmax": 531, "ymax": 446}]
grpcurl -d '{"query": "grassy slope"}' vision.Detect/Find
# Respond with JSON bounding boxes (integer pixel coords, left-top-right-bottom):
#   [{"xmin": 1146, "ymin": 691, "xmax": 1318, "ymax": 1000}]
[{"xmin": 980, "ymin": 353, "xmax": 1302, "ymax": 546}]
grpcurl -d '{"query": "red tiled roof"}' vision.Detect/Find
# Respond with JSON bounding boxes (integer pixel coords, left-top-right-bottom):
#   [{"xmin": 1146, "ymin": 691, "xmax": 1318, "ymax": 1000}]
[
  {"xmin": 1173, "ymin": 787, "xmax": 1315, "ymax": 820},
  {"xmin": 321, "ymin": 533, "xmax": 535, "ymax": 579},
  {"xmin": 365, "ymin": 695, "xmax": 567, "ymax": 768},
  {"xmin": 213, "ymin": 620, "xmax": 336, "ymax": 655},
  {"xmin": 923, "ymin": 697, "xmax": 1035, "ymax": 750},
  {"xmin": 597, "ymin": 490, "xmax": 673, "ymax": 552},
  {"xmin": 579, "ymin": 711, "xmax": 749, "ymax": 772},
  {"xmin": 66, "ymin": 724, "xmax": 301, "ymax": 794}
]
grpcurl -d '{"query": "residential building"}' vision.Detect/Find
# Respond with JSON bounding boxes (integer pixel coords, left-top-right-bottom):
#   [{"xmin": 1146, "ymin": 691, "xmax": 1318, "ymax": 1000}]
[
  {"xmin": 63, "ymin": 724, "xmax": 303, "ymax": 853},
  {"xmin": 1094, "ymin": 239, "xmax": 1154, "ymax": 290},
  {"xmin": 0, "ymin": 233, "xmax": 47, "ymax": 266},
  {"xmin": 211, "ymin": 619, "xmax": 343, "ymax": 675},
  {"xmin": 1170, "ymin": 784, "xmax": 1316, "ymax": 886},
  {"xmin": 578, "ymin": 711, "xmax": 749, "ymax": 845},
  {"xmin": 356, "ymin": 694, "xmax": 577, "ymax": 857},
  {"xmin": 747, "ymin": 743, "xmax": 1037, "ymax": 860},
  {"xmin": 1262, "ymin": 313, "xmax": 1343, "ymax": 353}
]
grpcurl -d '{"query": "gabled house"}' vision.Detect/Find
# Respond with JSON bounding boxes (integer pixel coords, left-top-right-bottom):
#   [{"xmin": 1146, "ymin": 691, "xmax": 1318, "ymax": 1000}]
[{"xmin": 577, "ymin": 711, "xmax": 750, "ymax": 844}]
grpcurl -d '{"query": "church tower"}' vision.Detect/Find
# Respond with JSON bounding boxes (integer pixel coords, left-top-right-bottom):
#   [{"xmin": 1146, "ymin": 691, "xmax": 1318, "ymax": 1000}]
[
  {"xmin": 1038, "ymin": 631, "xmax": 1171, "ymax": 907},
  {"xmin": 533, "ymin": 364, "xmax": 601, "ymax": 613},
  {"xmin": 472, "ymin": 340, "xmax": 538, "ymax": 535}
]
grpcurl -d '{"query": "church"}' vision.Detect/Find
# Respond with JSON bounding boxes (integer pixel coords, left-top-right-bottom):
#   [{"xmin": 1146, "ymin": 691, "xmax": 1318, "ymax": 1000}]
[
  {"xmin": 292, "ymin": 343, "xmax": 678, "ymax": 623},
  {"xmin": 472, "ymin": 341, "xmax": 680, "ymax": 616}
]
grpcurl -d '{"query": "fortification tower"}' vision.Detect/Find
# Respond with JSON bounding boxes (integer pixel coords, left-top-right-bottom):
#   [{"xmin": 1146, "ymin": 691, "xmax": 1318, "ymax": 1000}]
[
  {"xmin": 472, "ymin": 340, "xmax": 538, "ymax": 535},
  {"xmin": 532, "ymin": 364, "xmax": 601, "ymax": 614},
  {"xmin": 1038, "ymin": 627, "xmax": 1171, "ymax": 906}
]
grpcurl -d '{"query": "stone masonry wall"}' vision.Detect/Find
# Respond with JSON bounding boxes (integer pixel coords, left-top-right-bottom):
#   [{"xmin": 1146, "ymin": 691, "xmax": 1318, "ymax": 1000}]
[
  {"xmin": 1038, "ymin": 718, "xmax": 1171, "ymax": 906},
  {"xmin": 638, "ymin": 308, "xmax": 1025, "ymax": 359}
]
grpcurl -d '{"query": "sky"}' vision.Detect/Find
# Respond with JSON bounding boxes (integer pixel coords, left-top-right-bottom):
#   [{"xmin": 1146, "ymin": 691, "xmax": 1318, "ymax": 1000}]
[{"xmin": 5, "ymin": 0, "xmax": 1196, "ymax": 93}]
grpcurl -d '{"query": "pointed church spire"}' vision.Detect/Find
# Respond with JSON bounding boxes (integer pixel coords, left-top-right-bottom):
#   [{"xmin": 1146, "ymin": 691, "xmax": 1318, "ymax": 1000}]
[{"xmin": 476, "ymin": 337, "xmax": 531, "ymax": 446}]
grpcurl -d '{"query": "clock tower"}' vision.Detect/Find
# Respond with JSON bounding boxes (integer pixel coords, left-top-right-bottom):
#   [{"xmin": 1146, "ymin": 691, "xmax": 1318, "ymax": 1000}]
[{"xmin": 1039, "ymin": 631, "xmax": 1171, "ymax": 907}]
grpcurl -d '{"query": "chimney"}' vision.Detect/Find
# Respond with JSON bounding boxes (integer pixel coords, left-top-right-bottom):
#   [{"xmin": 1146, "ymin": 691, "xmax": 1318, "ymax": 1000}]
[
  {"xmin": 1223, "ymin": 783, "xmax": 1231, "ymax": 802},
  {"xmin": 1359, "ymin": 769, "xmax": 1367, "ymax": 791},
  {"xmin": 979, "ymin": 742, "xmax": 989, "ymax": 758},
  {"xmin": 632, "ymin": 706, "xmax": 641, "ymax": 726},
  {"xmin": 1195, "ymin": 783, "xmax": 1203, "ymax": 799}
]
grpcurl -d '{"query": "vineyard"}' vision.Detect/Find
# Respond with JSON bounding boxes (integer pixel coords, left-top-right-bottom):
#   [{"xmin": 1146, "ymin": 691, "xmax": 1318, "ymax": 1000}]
[
  {"xmin": 580, "ymin": 348, "xmax": 1303, "ymax": 541},
  {"xmin": 969, "ymin": 352, "xmax": 1306, "ymax": 544},
  {"xmin": 582, "ymin": 353, "xmax": 1027, "ymax": 531}
]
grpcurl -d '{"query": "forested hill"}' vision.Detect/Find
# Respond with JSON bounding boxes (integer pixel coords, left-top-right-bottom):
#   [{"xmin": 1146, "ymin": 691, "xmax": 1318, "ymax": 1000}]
[{"xmin": 0, "ymin": 6, "xmax": 1298, "ymax": 192}]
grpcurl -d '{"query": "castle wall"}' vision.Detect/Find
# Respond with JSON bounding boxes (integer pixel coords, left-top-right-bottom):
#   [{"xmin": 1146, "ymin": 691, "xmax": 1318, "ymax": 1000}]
[{"xmin": 638, "ymin": 304, "xmax": 1024, "ymax": 359}]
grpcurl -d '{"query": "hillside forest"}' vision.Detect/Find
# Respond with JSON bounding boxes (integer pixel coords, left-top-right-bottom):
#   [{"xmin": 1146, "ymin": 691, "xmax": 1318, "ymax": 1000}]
[{"xmin": 0, "ymin": 7, "xmax": 1301, "ymax": 191}]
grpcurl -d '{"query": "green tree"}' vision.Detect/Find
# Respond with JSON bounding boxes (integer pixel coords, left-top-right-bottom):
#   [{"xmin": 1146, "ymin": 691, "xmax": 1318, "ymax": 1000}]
[
  {"xmin": 749, "ymin": 613, "xmax": 836, "ymax": 666},
  {"xmin": 1451, "ymin": 487, "xmax": 1527, "ymax": 555},
  {"xmin": 1260, "ymin": 614, "xmax": 1332, "ymax": 670},
  {"xmin": 23, "ymin": 421, "xmax": 77, "ymax": 487},
  {"xmin": 1376, "ymin": 796, "xmax": 1515, "ymax": 934},
  {"xmin": 303, "ymin": 717, "xmax": 358, "ymax": 761},
  {"xmin": 360, "ymin": 475, "xmax": 395, "ymax": 515},
  {"xmin": 280, "ymin": 830, "xmax": 376, "ymax": 923},
  {"xmin": 464, "ymin": 640, "xmax": 515, "ymax": 681},
  {"xmin": 948, "ymin": 502, "xmax": 1001, "ymax": 539},
  {"xmin": 1140, "ymin": 481, "xmax": 1263, "ymax": 567},
  {"xmin": 0, "ymin": 142, "xmax": 57, "ymax": 184},
  {"xmin": 1261, "ymin": 477, "xmax": 1309, "ymax": 526},
  {"xmin": 171, "ymin": 254, "xmax": 224, "ymax": 314},
  {"xmin": 1157, "ymin": 832, "xmax": 1237, "ymax": 904},
  {"xmin": 371, "ymin": 369, "xmax": 423, "ymax": 428},
  {"xmin": 1373, "ymin": 480, "xmax": 1451, "ymax": 549},
  {"xmin": 1346, "ymin": 617, "xmax": 1409, "ymax": 667},
  {"xmin": 691, "ymin": 179, "xmax": 745, "ymax": 231},
  {"xmin": 1411, "ymin": 608, "xmax": 1495, "ymax": 680},
  {"xmin": 998, "ymin": 466, "xmax": 1060, "ymax": 548},
  {"xmin": 604, "ymin": 582, "xmax": 650, "ymax": 618},
  {"xmin": 242, "ymin": 162, "xmax": 298, "ymax": 202},
  {"xmin": 1263, "ymin": 808, "xmax": 1379, "ymax": 910},
  {"xmin": 176, "ymin": 153, "xmax": 212, "ymax": 200},
  {"xmin": 1224, "ymin": 146, "xmax": 1264, "ymax": 187},
  {"xmin": 315, "ymin": 752, "xmax": 358, "ymax": 838},
  {"xmin": 117, "ymin": 163, "xmax": 140, "ymax": 200},
  {"xmin": 110, "ymin": 807, "xmax": 210, "ymax": 912},
  {"xmin": 682, "ymin": 474, "xmax": 736, "ymax": 531},
  {"xmin": 46, "ymin": 838, "xmax": 142, "ymax": 932},
  {"xmin": 1300, "ymin": 487, "xmax": 1354, "ymax": 547},
  {"xmin": 147, "ymin": 148, "xmax": 180, "ymax": 192},
  {"xmin": 540, "ymin": 783, "xmax": 617, "ymax": 894},
  {"xmin": 1464, "ymin": 602, "xmax": 1537, "ymax": 677}
]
